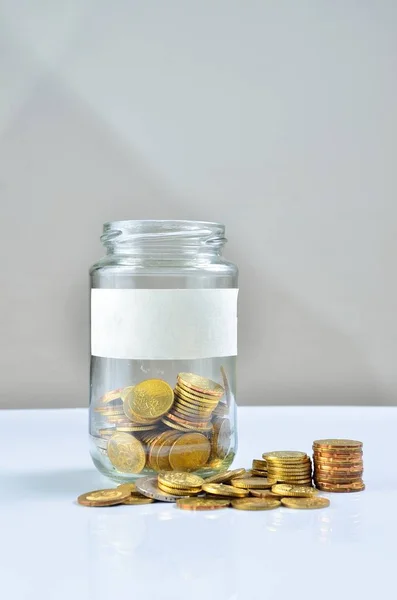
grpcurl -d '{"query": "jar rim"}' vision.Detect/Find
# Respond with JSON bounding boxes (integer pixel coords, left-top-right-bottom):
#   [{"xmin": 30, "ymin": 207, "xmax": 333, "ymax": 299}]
[{"xmin": 103, "ymin": 219, "xmax": 224, "ymax": 231}]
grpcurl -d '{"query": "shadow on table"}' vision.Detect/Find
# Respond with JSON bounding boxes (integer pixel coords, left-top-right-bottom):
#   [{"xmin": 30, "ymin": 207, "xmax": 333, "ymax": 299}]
[{"xmin": 0, "ymin": 468, "xmax": 107, "ymax": 498}]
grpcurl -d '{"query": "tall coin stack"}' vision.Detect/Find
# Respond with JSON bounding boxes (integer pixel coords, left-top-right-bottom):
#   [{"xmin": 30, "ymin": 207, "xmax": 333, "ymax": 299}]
[
  {"xmin": 162, "ymin": 372, "xmax": 224, "ymax": 433},
  {"xmin": 264, "ymin": 451, "xmax": 312, "ymax": 486},
  {"xmin": 313, "ymin": 439, "xmax": 365, "ymax": 492}
]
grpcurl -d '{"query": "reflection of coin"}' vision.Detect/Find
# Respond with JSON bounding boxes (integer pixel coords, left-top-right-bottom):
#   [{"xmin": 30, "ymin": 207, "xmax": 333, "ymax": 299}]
[
  {"xmin": 203, "ymin": 468, "xmax": 246, "ymax": 484},
  {"xmin": 177, "ymin": 373, "xmax": 224, "ymax": 397},
  {"xmin": 202, "ymin": 483, "xmax": 249, "ymax": 498},
  {"xmin": 158, "ymin": 472, "xmax": 203, "ymax": 489},
  {"xmin": 176, "ymin": 498, "xmax": 230, "ymax": 511},
  {"xmin": 212, "ymin": 419, "xmax": 231, "ymax": 460},
  {"xmin": 107, "ymin": 432, "xmax": 146, "ymax": 473},
  {"xmin": 77, "ymin": 488, "xmax": 129, "ymax": 507},
  {"xmin": 231, "ymin": 498, "xmax": 281, "ymax": 511},
  {"xmin": 135, "ymin": 476, "xmax": 185, "ymax": 502},
  {"xmin": 281, "ymin": 497, "xmax": 330, "ymax": 509},
  {"xmin": 168, "ymin": 433, "xmax": 211, "ymax": 471}
]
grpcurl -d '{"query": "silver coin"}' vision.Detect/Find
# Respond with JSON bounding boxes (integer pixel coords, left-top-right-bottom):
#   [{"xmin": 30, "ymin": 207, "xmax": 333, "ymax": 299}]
[{"xmin": 135, "ymin": 476, "xmax": 186, "ymax": 502}]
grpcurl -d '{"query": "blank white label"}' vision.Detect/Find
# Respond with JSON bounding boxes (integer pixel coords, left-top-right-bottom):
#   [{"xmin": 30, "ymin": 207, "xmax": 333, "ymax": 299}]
[{"xmin": 91, "ymin": 288, "xmax": 238, "ymax": 360}]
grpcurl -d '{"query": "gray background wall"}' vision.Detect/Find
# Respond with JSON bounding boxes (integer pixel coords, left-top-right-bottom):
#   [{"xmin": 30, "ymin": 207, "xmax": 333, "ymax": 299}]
[{"xmin": 1, "ymin": 1, "xmax": 396, "ymax": 409}]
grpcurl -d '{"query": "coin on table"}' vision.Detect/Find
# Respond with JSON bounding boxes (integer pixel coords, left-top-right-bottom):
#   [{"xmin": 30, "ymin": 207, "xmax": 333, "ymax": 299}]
[
  {"xmin": 271, "ymin": 484, "xmax": 318, "ymax": 497},
  {"xmin": 125, "ymin": 379, "xmax": 174, "ymax": 420},
  {"xmin": 107, "ymin": 432, "xmax": 146, "ymax": 473},
  {"xmin": 135, "ymin": 476, "xmax": 186, "ymax": 502},
  {"xmin": 168, "ymin": 433, "xmax": 211, "ymax": 471},
  {"xmin": 231, "ymin": 498, "xmax": 281, "ymax": 511},
  {"xmin": 250, "ymin": 470, "xmax": 269, "ymax": 477},
  {"xmin": 176, "ymin": 498, "xmax": 230, "ymax": 511},
  {"xmin": 252, "ymin": 459, "xmax": 267, "ymax": 470},
  {"xmin": 315, "ymin": 480, "xmax": 365, "ymax": 492},
  {"xmin": 281, "ymin": 497, "xmax": 330, "ymax": 509},
  {"xmin": 203, "ymin": 468, "xmax": 246, "ymax": 484},
  {"xmin": 77, "ymin": 488, "xmax": 130, "ymax": 507},
  {"xmin": 250, "ymin": 489, "xmax": 284, "ymax": 499},
  {"xmin": 122, "ymin": 496, "xmax": 155, "ymax": 505},
  {"xmin": 202, "ymin": 483, "xmax": 249, "ymax": 498},
  {"xmin": 177, "ymin": 373, "xmax": 224, "ymax": 397},
  {"xmin": 157, "ymin": 483, "xmax": 201, "ymax": 496},
  {"xmin": 231, "ymin": 477, "xmax": 272, "ymax": 490},
  {"xmin": 158, "ymin": 472, "xmax": 204, "ymax": 490}
]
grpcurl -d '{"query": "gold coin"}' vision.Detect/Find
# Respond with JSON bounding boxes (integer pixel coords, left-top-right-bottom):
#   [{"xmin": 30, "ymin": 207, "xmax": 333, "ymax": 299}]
[
  {"xmin": 146, "ymin": 431, "xmax": 172, "ymax": 469},
  {"xmin": 158, "ymin": 472, "xmax": 204, "ymax": 489},
  {"xmin": 281, "ymin": 497, "xmax": 330, "ymax": 509},
  {"xmin": 168, "ymin": 433, "xmax": 211, "ymax": 471},
  {"xmin": 314, "ymin": 464, "xmax": 363, "ymax": 474},
  {"xmin": 107, "ymin": 432, "xmax": 146, "ymax": 473},
  {"xmin": 117, "ymin": 482, "xmax": 142, "ymax": 496},
  {"xmin": 94, "ymin": 407, "xmax": 125, "ymax": 416},
  {"xmin": 157, "ymin": 481, "xmax": 201, "ymax": 495},
  {"xmin": 315, "ymin": 481, "xmax": 365, "ymax": 493},
  {"xmin": 313, "ymin": 439, "xmax": 363, "ymax": 449},
  {"xmin": 156, "ymin": 433, "xmax": 181, "ymax": 471},
  {"xmin": 269, "ymin": 478, "xmax": 312, "ymax": 485},
  {"xmin": 211, "ymin": 419, "xmax": 231, "ymax": 460},
  {"xmin": 202, "ymin": 483, "xmax": 249, "ymax": 498},
  {"xmin": 231, "ymin": 498, "xmax": 281, "ymax": 511},
  {"xmin": 161, "ymin": 417, "xmax": 190, "ymax": 431},
  {"xmin": 120, "ymin": 385, "xmax": 135, "ymax": 401},
  {"xmin": 203, "ymin": 468, "xmax": 246, "ymax": 484},
  {"xmin": 271, "ymin": 484, "xmax": 318, "ymax": 497},
  {"xmin": 98, "ymin": 388, "xmax": 124, "ymax": 404},
  {"xmin": 314, "ymin": 472, "xmax": 363, "ymax": 482},
  {"xmin": 77, "ymin": 488, "xmax": 129, "ymax": 507},
  {"xmin": 250, "ymin": 489, "xmax": 284, "ymax": 499},
  {"xmin": 251, "ymin": 470, "xmax": 269, "ymax": 477},
  {"xmin": 313, "ymin": 450, "xmax": 363, "ymax": 459},
  {"xmin": 126, "ymin": 379, "xmax": 174, "ymax": 420},
  {"xmin": 135, "ymin": 476, "xmax": 186, "ymax": 501},
  {"xmin": 231, "ymin": 477, "xmax": 272, "ymax": 490},
  {"xmin": 314, "ymin": 455, "xmax": 363, "ymax": 465},
  {"xmin": 116, "ymin": 425, "xmax": 158, "ymax": 432},
  {"xmin": 264, "ymin": 451, "xmax": 308, "ymax": 461},
  {"xmin": 122, "ymin": 496, "xmax": 155, "ymax": 505},
  {"xmin": 165, "ymin": 412, "xmax": 210, "ymax": 429},
  {"xmin": 98, "ymin": 428, "xmax": 115, "ymax": 437},
  {"xmin": 177, "ymin": 373, "xmax": 224, "ymax": 397},
  {"xmin": 176, "ymin": 498, "xmax": 230, "ymax": 510},
  {"xmin": 252, "ymin": 459, "xmax": 267, "ymax": 470},
  {"xmin": 174, "ymin": 386, "xmax": 220, "ymax": 404}
]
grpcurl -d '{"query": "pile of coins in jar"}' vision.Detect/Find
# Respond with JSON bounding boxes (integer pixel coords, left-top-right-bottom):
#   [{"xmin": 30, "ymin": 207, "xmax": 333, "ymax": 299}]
[
  {"xmin": 78, "ymin": 442, "xmax": 364, "ymax": 511},
  {"xmin": 92, "ymin": 372, "xmax": 231, "ymax": 474}
]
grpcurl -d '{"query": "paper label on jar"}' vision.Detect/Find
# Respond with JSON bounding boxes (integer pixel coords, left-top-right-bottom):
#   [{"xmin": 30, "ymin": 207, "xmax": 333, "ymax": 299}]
[{"xmin": 91, "ymin": 288, "xmax": 238, "ymax": 360}]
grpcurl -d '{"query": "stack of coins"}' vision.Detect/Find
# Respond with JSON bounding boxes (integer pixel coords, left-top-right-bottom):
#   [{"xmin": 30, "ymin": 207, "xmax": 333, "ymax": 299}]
[
  {"xmin": 251, "ymin": 458, "xmax": 268, "ymax": 477},
  {"xmin": 313, "ymin": 439, "xmax": 365, "ymax": 492},
  {"xmin": 162, "ymin": 373, "xmax": 224, "ymax": 433},
  {"xmin": 157, "ymin": 472, "xmax": 204, "ymax": 496},
  {"xmin": 264, "ymin": 451, "xmax": 312, "ymax": 486}
]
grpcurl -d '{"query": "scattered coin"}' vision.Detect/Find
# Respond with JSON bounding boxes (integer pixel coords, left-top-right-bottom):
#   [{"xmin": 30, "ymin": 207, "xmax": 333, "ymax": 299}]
[
  {"xmin": 231, "ymin": 498, "xmax": 281, "ymax": 511},
  {"xmin": 202, "ymin": 483, "xmax": 249, "ymax": 498},
  {"xmin": 281, "ymin": 497, "xmax": 330, "ymax": 509},
  {"xmin": 122, "ymin": 496, "xmax": 155, "ymax": 505},
  {"xmin": 176, "ymin": 498, "xmax": 230, "ymax": 511},
  {"xmin": 231, "ymin": 477, "xmax": 272, "ymax": 490},
  {"xmin": 271, "ymin": 484, "xmax": 318, "ymax": 497},
  {"xmin": 158, "ymin": 472, "xmax": 204, "ymax": 490},
  {"xmin": 77, "ymin": 489, "xmax": 129, "ymax": 507},
  {"xmin": 203, "ymin": 468, "xmax": 246, "ymax": 484},
  {"xmin": 135, "ymin": 476, "xmax": 187, "ymax": 502}
]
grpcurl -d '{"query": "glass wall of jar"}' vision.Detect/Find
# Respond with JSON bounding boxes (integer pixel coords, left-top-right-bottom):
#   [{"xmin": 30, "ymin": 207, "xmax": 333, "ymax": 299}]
[{"xmin": 89, "ymin": 220, "xmax": 238, "ymax": 482}]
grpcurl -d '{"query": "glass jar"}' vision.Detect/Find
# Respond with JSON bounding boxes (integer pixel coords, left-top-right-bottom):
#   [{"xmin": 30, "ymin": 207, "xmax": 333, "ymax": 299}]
[{"xmin": 89, "ymin": 220, "xmax": 238, "ymax": 482}]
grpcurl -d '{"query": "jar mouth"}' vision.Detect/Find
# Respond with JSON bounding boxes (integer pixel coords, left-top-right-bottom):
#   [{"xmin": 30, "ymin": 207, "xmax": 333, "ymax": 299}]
[{"xmin": 101, "ymin": 220, "xmax": 226, "ymax": 252}]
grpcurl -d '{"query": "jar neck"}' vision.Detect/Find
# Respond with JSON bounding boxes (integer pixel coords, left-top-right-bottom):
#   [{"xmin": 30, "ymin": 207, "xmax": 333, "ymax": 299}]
[{"xmin": 101, "ymin": 220, "xmax": 226, "ymax": 260}]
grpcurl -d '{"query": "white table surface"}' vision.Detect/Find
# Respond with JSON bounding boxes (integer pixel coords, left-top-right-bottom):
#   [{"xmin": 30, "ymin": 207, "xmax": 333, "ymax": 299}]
[{"xmin": 0, "ymin": 406, "xmax": 394, "ymax": 600}]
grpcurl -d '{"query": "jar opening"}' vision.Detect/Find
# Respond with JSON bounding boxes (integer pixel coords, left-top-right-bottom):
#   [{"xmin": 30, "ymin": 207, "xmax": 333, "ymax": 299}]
[{"xmin": 101, "ymin": 220, "xmax": 226, "ymax": 255}]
